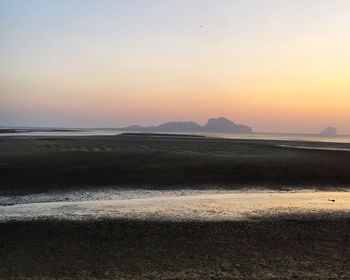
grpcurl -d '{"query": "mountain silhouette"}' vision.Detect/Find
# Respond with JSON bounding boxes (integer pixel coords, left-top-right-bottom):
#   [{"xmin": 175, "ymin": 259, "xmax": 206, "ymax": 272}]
[
  {"xmin": 120, "ymin": 117, "xmax": 252, "ymax": 133},
  {"xmin": 202, "ymin": 117, "xmax": 252, "ymax": 133}
]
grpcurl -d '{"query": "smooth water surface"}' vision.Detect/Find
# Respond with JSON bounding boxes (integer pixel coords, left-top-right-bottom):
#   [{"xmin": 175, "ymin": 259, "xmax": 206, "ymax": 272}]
[{"xmin": 2, "ymin": 129, "xmax": 350, "ymax": 143}]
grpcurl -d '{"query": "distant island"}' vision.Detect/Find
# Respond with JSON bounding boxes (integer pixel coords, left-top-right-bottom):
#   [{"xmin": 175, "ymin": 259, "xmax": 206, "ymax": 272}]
[
  {"xmin": 320, "ymin": 127, "xmax": 338, "ymax": 136},
  {"xmin": 119, "ymin": 117, "xmax": 253, "ymax": 133}
]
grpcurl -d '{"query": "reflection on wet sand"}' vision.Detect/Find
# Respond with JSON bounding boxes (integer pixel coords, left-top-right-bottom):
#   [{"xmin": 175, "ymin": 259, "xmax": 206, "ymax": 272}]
[
  {"xmin": 278, "ymin": 144, "xmax": 350, "ymax": 151},
  {"xmin": 1, "ymin": 190, "xmax": 349, "ymax": 222}
]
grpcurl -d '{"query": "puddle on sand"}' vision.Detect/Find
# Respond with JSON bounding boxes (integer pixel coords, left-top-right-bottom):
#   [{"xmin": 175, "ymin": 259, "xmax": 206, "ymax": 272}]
[
  {"xmin": 278, "ymin": 144, "xmax": 350, "ymax": 152},
  {"xmin": 0, "ymin": 190, "xmax": 349, "ymax": 222}
]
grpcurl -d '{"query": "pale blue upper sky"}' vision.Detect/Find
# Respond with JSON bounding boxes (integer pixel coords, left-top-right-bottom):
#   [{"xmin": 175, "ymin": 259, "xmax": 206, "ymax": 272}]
[{"xmin": 1, "ymin": 0, "xmax": 350, "ymax": 133}]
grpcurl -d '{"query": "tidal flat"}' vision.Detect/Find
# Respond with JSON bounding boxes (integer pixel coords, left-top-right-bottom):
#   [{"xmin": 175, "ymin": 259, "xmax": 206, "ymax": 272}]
[
  {"xmin": 1, "ymin": 134, "xmax": 350, "ymax": 279},
  {"xmin": 1, "ymin": 134, "xmax": 350, "ymax": 194},
  {"xmin": 1, "ymin": 190, "xmax": 350, "ymax": 221}
]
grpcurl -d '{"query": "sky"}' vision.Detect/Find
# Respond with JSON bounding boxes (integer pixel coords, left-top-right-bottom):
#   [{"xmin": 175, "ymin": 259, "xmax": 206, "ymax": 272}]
[{"xmin": 1, "ymin": 0, "xmax": 350, "ymax": 133}]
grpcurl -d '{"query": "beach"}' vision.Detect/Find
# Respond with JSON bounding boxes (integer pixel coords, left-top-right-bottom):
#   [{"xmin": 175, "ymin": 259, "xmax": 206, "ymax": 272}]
[
  {"xmin": 1, "ymin": 134, "xmax": 350, "ymax": 195},
  {"xmin": 1, "ymin": 217, "xmax": 350, "ymax": 279},
  {"xmin": 1, "ymin": 134, "xmax": 350, "ymax": 279}
]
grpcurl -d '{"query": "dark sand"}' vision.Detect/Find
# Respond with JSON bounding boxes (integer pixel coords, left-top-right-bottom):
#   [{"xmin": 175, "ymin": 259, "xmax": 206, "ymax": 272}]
[
  {"xmin": 1, "ymin": 134, "xmax": 350, "ymax": 279},
  {"xmin": 1, "ymin": 134, "xmax": 350, "ymax": 195},
  {"xmin": 1, "ymin": 214, "xmax": 350, "ymax": 279}
]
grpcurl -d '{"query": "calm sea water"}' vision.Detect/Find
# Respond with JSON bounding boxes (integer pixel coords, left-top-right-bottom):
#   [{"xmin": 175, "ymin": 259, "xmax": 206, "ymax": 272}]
[
  {"xmin": 213, "ymin": 132, "xmax": 350, "ymax": 143},
  {"xmin": 2, "ymin": 129, "xmax": 350, "ymax": 143}
]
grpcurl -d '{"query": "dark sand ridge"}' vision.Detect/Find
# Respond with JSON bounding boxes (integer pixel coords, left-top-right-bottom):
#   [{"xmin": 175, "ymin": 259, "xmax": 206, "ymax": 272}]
[{"xmin": 1, "ymin": 134, "xmax": 350, "ymax": 195}]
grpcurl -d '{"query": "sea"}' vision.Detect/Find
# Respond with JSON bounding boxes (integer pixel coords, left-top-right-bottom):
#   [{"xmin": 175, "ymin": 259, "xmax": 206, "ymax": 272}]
[{"xmin": 1, "ymin": 129, "xmax": 350, "ymax": 143}]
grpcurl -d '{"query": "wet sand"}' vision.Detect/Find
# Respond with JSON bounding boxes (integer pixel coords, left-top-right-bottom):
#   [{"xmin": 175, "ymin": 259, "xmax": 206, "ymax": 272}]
[
  {"xmin": 2, "ymin": 134, "xmax": 350, "ymax": 279},
  {"xmin": 1, "ymin": 190, "xmax": 350, "ymax": 221},
  {"xmin": 2, "ymin": 134, "xmax": 350, "ymax": 194},
  {"xmin": 278, "ymin": 144, "xmax": 350, "ymax": 152},
  {"xmin": 1, "ymin": 189, "xmax": 349, "ymax": 279},
  {"xmin": 1, "ymin": 216, "xmax": 350, "ymax": 279}
]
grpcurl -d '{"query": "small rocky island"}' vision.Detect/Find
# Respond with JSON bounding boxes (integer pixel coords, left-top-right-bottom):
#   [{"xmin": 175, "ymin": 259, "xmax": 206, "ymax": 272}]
[{"xmin": 320, "ymin": 127, "xmax": 338, "ymax": 136}]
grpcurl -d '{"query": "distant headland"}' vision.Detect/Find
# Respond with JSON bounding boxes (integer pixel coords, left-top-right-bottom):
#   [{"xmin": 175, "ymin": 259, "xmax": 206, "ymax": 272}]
[
  {"xmin": 118, "ymin": 117, "xmax": 253, "ymax": 134},
  {"xmin": 320, "ymin": 127, "xmax": 338, "ymax": 136}
]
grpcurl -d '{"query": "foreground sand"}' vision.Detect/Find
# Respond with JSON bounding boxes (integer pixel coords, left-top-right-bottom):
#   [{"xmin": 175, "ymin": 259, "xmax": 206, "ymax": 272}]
[
  {"xmin": 1, "ymin": 190, "xmax": 350, "ymax": 279},
  {"xmin": 1, "ymin": 216, "xmax": 350, "ymax": 280}
]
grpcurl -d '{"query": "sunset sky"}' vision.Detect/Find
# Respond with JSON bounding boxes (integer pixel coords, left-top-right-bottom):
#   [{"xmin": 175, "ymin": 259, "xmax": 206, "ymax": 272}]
[{"xmin": 1, "ymin": 0, "xmax": 350, "ymax": 133}]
